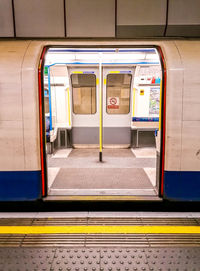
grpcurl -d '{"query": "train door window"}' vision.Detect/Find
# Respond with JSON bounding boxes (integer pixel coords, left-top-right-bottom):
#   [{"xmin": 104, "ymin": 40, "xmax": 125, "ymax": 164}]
[
  {"xmin": 106, "ymin": 74, "xmax": 131, "ymax": 114},
  {"xmin": 71, "ymin": 74, "xmax": 96, "ymax": 114}
]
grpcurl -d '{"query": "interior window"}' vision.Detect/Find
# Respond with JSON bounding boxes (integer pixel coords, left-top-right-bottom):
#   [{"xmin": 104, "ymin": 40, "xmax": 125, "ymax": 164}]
[
  {"xmin": 106, "ymin": 74, "xmax": 131, "ymax": 114},
  {"xmin": 71, "ymin": 74, "xmax": 96, "ymax": 114}
]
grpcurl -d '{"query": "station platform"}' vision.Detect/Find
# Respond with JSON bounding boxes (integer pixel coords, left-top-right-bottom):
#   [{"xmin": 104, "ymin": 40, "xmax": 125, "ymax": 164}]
[{"xmin": 0, "ymin": 212, "xmax": 200, "ymax": 271}]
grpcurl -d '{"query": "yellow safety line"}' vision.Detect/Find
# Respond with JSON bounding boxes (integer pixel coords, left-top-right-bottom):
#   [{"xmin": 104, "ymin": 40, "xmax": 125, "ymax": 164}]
[
  {"xmin": 67, "ymin": 87, "xmax": 71, "ymax": 127},
  {"xmin": 0, "ymin": 226, "xmax": 200, "ymax": 234},
  {"xmin": 132, "ymin": 88, "xmax": 136, "ymax": 118},
  {"xmin": 159, "ymin": 80, "xmax": 162, "ymax": 131}
]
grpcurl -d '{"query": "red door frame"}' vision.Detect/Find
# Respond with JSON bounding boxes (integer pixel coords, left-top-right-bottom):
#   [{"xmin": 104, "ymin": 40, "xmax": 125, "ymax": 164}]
[
  {"xmin": 38, "ymin": 45, "xmax": 166, "ymax": 198},
  {"xmin": 38, "ymin": 47, "xmax": 48, "ymax": 196},
  {"xmin": 157, "ymin": 46, "xmax": 167, "ymax": 197}
]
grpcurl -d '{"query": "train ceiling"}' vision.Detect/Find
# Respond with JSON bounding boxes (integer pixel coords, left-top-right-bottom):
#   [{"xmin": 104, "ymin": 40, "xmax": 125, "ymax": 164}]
[
  {"xmin": 1, "ymin": 0, "xmax": 200, "ymax": 38},
  {"xmin": 45, "ymin": 48, "xmax": 160, "ymax": 66}
]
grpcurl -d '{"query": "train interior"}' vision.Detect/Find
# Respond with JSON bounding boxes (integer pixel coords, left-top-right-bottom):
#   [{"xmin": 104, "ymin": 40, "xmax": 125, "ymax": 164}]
[{"xmin": 43, "ymin": 47, "xmax": 162, "ymax": 198}]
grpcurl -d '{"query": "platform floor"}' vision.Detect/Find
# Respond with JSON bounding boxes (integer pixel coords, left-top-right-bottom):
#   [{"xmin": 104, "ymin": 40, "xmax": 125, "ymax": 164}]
[
  {"xmin": 1, "ymin": 247, "xmax": 200, "ymax": 270},
  {"xmin": 48, "ymin": 148, "xmax": 157, "ymax": 196},
  {"xmin": 0, "ymin": 213, "xmax": 200, "ymax": 270}
]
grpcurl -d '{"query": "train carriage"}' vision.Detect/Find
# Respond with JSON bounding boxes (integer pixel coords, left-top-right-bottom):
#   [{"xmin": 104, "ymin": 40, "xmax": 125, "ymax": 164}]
[{"xmin": 0, "ymin": 40, "xmax": 199, "ymax": 202}]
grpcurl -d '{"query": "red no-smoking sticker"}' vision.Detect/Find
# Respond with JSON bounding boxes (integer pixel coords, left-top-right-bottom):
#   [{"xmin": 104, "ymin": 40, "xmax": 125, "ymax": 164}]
[{"xmin": 107, "ymin": 97, "xmax": 119, "ymax": 109}]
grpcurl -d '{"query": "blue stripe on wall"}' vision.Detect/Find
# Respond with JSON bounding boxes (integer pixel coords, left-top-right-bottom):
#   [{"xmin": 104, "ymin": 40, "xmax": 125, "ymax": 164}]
[
  {"xmin": 164, "ymin": 171, "xmax": 200, "ymax": 201},
  {"xmin": 132, "ymin": 117, "xmax": 159, "ymax": 122},
  {"xmin": 0, "ymin": 170, "xmax": 199, "ymax": 202},
  {"xmin": 48, "ymin": 49, "xmax": 155, "ymax": 53},
  {"xmin": 0, "ymin": 171, "xmax": 42, "ymax": 201}
]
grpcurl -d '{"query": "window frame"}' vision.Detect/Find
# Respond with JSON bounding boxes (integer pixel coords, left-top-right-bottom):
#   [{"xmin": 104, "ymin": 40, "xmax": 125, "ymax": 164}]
[
  {"xmin": 71, "ymin": 73, "xmax": 97, "ymax": 115},
  {"xmin": 106, "ymin": 73, "xmax": 132, "ymax": 115}
]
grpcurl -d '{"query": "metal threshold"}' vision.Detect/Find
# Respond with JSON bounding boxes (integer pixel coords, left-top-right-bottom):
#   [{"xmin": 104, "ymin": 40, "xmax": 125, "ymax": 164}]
[
  {"xmin": 43, "ymin": 195, "xmax": 162, "ymax": 201},
  {"xmin": 48, "ymin": 188, "xmax": 157, "ymax": 196}
]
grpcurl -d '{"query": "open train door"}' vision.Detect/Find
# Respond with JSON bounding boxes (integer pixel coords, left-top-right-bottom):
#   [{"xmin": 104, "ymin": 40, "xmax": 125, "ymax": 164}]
[
  {"xmin": 102, "ymin": 67, "xmax": 135, "ymax": 148},
  {"xmin": 40, "ymin": 46, "xmax": 165, "ymax": 201},
  {"xmin": 42, "ymin": 64, "xmax": 73, "ymax": 193},
  {"xmin": 68, "ymin": 67, "xmax": 99, "ymax": 148}
]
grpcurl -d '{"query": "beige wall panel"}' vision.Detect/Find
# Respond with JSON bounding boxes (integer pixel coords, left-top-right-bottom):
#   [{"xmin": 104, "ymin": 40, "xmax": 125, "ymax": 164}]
[
  {"xmin": 164, "ymin": 69, "xmax": 183, "ymax": 171},
  {"xmin": 174, "ymin": 41, "xmax": 200, "ymax": 171},
  {"xmin": 183, "ymin": 70, "xmax": 200, "ymax": 121},
  {"xmin": 0, "ymin": 0, "xmax": 14, "ymax": 37},
  {"xmin": 165, "ymin": 121, "xmax": 182, "ymax": 171},
  {"xmin": 175, "ymin": 41, "xmax": 200, "ymax": 121},
  {"xmin": 181, "ymin": 121, "xmax": 200, "ymax": 171},
  {"xmin": 21, "ymin": 42, "xmax": 45, "ymax": 170},
  {"xmin": 160, "ymin": 41, "xmax": 183, "ymax": 171},
  {"xmin": 0, "ymin": 41, "xmax": 30, "ymax": 121},
  {"xmin": 66, "ymin": 0, "xmax": 115, "ymax": 37},
  {"xmin": 0, "ymin": 121, "xmax": 24, "ymax": 170},
  {"xmin": 0, "ymin": 41, "xmax": 30, "ymax": 171},
  {"xmin": 14, "ymin": 0, "xmax": 65, "ymax": 37}
]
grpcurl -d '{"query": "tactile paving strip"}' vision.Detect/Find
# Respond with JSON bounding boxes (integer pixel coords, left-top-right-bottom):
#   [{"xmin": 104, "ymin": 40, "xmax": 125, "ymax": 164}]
[
  {"xmin": 0, "ymin": 247, "xmax": 200, "ymax": 271},
  {"xmin": 0, "ymin": 217, "xmax": 199, "ymax": 226},
  {"xmin": 0, "ymin": 233, "xmax": 200, "ymax": 248}
]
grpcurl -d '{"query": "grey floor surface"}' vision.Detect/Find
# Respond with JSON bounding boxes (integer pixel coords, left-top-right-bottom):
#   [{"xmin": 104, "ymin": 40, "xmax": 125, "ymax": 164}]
[
  {"xmin": 48, "ymin": 148, "xmax": 156, "ymax": 191},
  {"xmin": 68, "ymin": 148, "xmax": 135, "ymax": 158},
  {"xmin": 51, "ymin": 168, "xmax": 152, "ymax": 189}
]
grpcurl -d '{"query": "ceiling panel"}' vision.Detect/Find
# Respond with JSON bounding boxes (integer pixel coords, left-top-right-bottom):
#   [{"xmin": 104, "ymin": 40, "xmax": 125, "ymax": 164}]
[
  {"xmin": 117, "ymin": 0, "xmax": 167, "ymax": 37},
  {"xmin": 166, "ymin": 0, "xmax": 200, "ymax": 36},
  {"xmin": 66, "ymin": 0, "xmax": 115, "ymax": 37},
  {"xmin": 14, "ymin": 0, "xmax": 65, "ymax": 37},
  {"xmin": 0, "ymin": 0, "xmax": 14, "ymax": 37}
]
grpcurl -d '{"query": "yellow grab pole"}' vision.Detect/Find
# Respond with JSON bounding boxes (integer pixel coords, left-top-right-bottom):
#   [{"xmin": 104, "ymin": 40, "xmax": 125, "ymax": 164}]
[
  {"xmin": 132, "ymin": 88, "xmax": 136, "ymax": 118},
  {"xmin": 99, "ymin": 53, "xmax": 103, "ymax": 162},
  {"xmin": 67, "ymin": 87, "xmax": 71, "ymax": 127}
]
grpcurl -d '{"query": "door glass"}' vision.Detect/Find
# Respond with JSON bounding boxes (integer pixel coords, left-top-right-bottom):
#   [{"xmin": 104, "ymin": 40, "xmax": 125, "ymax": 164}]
[
  {"xmin": 106, "ymin": 74, "xmax": 132, "ymax": 114},
  {"xmin": 71, "ymin": 74, "xmax": 96, "ymax": 114}
]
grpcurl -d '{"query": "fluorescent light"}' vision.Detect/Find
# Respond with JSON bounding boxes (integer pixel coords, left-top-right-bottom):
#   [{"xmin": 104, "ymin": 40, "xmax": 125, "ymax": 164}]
[
  {"xmin": 45, "ymin": 49, "xmax": 159, "ymax": 65},
  {"xmin": 146, "ymin": 54, "xmax": 159, "ymax": 60}
]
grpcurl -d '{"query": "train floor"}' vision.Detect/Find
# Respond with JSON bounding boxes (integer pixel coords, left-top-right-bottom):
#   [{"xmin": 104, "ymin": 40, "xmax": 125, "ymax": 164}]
[
  {"xmin": 47, "ymin": 148, "xmax": 157, "ymax": 196},
  {"xmin": 0, "ymin": 212, "xmax": 200, "ymax": 270}
]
